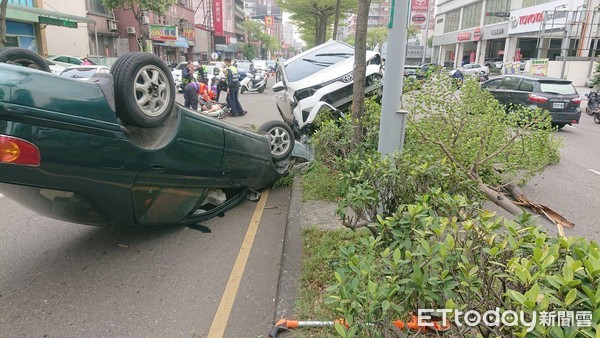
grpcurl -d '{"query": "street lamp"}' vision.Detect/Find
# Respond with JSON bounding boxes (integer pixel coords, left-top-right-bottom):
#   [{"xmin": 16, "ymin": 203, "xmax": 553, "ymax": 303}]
[{"xmin": 547, "ymin": 4, "xmax": 567, "ymax": 61}]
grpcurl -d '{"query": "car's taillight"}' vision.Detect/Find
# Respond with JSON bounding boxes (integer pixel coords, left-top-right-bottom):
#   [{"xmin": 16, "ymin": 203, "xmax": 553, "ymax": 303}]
[
  {"xmin": 528, "ymin": 94, "xmax": 548, "ymax": 103},
  {"xmin": 571, "ymin": 98, "xmax": 582, "ymax": 105},
  {"xmin": 0, "ymin": 135, "xmax": 41, "ymax": 167}
]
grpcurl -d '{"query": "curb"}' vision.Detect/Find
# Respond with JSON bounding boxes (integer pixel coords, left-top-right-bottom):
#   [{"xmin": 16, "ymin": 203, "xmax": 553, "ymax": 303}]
[{"xmin": 272, "ymin": 175, "xmax": 304, "ymax": 322}]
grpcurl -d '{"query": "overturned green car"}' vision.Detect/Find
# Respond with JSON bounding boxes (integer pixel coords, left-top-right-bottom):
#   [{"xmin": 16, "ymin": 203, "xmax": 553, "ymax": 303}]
[{"xmin": 0, "ymin": 47, "xmax": 300, "ymax": 226}]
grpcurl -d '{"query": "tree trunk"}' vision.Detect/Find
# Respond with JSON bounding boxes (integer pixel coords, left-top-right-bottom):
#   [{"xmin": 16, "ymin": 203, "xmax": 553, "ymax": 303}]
[
  {"xmin": 351, "ymin": 0, "xmax": 371, "ymax": 145},
  {"xmin": 0, "ymin": 0, "xmax": 8, "ymax": 48},
  {"xmin": 332, "ymin": 0, "xmax": 341, "ymax": 40},
  {"xmin": 316, "ymin": 14, "xmax": 329, "ymax": 45}
]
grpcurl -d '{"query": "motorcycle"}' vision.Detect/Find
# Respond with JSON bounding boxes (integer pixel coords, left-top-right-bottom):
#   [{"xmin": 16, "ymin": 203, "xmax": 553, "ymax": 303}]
[
  {"xmin": 240, "ymin": 70, "xmax": 268, "ymax": 94},
  {"xmin": 479, "ymin": 71, "xmax": 489, "ymax": 82},
  {"xmin": 585, "ymin": 91, "xmax": 600, "ymax": 124}
]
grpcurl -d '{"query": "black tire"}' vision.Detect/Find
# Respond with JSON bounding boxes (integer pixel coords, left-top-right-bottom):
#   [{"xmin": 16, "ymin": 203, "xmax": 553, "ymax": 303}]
[
  {"xmin": 0, "ymin": 47, "xmax": 51, "ymax": 72},
  {"xmin": 111, "ymin": 52, "xmax": 175, "ymax": 128},
  {"xmin": 257, "ymin": 120, "xmax": 294, "ymax": 162},
  {"xmin": 595, "ymin": 113, "xmax": 600, "ymax": 124},
  {"xmin": 586, "ymin": 106, "xmax": 597, "ymax": 116},
  {"xmin": 553, "ymin": 123, "xmax": 566, "ymax": 130},
  {"xmin": 258, "ymin": 86, "xmax": 265, "ymax": 94},
  {"xmin": 240, "ymin": 86, "xmax": 246, "ymax": 94}
]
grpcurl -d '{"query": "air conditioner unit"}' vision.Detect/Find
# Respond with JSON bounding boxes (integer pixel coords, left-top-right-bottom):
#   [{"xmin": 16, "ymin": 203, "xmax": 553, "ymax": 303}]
[
  {"xmin": 142, "ymin": 14, "xmax": 149, "ymax": 25},
  {"xmin": 108, "ymin": 20, "xmax": 118, "ymax": 31},
  {"xmin": 127, "ymin": 26, "xmax": 136, "ymax": 34}
]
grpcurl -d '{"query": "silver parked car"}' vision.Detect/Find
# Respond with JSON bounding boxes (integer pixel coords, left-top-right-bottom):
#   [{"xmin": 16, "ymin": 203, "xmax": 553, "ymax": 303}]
[{"xmin": 461, "ymin": 63, "xmax": 489, "ymax": 76}]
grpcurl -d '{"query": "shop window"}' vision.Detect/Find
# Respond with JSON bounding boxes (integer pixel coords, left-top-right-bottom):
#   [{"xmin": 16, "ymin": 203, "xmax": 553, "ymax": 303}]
[
  {"xmin": 444, "ymin": 9, "xmax": 460, "ymax": 33},
  {"xmin": 8, "ymin": 0, "xmax": 34, "ymax": 7},
  {"xmin": 5, "ymin": 36, "xmax": 18, "ymax": 47},
  {"xmin": 86, "ymin": 0, "xmax": 112, "ymax": 17},
  {"xmin": 485, "ymin": 0, "xmax": 510, "ymax": 25},
  {"xmin": 521, "ymin": 0, "xmax": 553, "ymax": 8},
  {"xmin": 462, "ymin": 2, "xmax": 483, "ymax": 30}
]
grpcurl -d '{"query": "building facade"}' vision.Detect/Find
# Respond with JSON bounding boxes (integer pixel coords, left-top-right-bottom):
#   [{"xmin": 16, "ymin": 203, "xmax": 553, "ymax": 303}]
[
  {"xmin": 4, "ymin": 0, "xmax": 93, "ymax": 57},
  {"xmin": 432, "ymin": 0, "xmax": 599, "ymax": 70},
  {"xmin": 113, "ymin": 1, "xmax": 195, "ymax": 64}
]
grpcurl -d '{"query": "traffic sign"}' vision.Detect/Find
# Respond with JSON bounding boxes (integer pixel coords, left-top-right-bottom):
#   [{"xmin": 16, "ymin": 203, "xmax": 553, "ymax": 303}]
[{"xmin": 486, "ymin": 11, "xmax": 510, "ymax": 18}]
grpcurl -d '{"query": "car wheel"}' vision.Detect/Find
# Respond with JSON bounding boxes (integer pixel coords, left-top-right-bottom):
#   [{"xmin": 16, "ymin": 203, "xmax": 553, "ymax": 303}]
[
  {"xmin": 595, "ymin": 113, "xmax": 600, "ymax": 124},
  {"xmin": 0, "ymin": 47, "xmax": 51, "ymax": 72},
  {"xmin": 240, "ymin": 86, "xmax": 246, "ymax": 94},
  {"xmin": 111, "ymin": 52, "xmax": 175, "ymax": 128},
  {"xmin": 258, "ymin": 120, "xmax": 295, "ymax": 162}
]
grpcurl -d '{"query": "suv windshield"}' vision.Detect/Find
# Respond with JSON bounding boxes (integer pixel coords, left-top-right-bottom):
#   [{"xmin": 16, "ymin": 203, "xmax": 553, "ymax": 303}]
[
  {"xmin": 284, "ymin": 41, "xmax": 355, "ymax": 82},
  {"xmin": 540, "ymin": 83, "xmax": 576, "ymax": 95}
]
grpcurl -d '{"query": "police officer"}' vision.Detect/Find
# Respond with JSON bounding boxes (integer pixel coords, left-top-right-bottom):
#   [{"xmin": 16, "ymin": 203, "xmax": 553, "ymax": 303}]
[
  {"xmin": 197, "ymin": 60, "xmax": 208, "ymax": 84},
  {"xmin": 223, "ymin": 58, "xmax": 247, "ymax": 117}
]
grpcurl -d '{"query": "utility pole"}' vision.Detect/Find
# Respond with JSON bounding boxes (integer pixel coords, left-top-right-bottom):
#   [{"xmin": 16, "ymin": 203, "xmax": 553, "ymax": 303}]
[
  {"xmin": 421, "ymin": 0, "xmax": 431, "ymax": 63},
  {"xmin": 378, "ymin": 0, "xmax": 410, "ymax": 155},
  {"xmin": 332, "ymin": 0, "xmax": 342, "ymax": 40}
]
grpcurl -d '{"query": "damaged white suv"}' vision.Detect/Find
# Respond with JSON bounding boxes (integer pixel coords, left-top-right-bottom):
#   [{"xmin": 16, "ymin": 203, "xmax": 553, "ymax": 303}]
[{"xmin": 273, "ymin": 41, "xmax": 383, "ymax": 138}]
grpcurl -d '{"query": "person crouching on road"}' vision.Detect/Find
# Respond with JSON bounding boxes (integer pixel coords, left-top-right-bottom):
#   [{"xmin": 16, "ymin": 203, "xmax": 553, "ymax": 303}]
[
  {"xmin": 223, "ymin": 58, "xmax": 247, "ymax": 117},
  {"xmin": 183, "ymin": 80, "xmax": 209, "ymax": 110}
]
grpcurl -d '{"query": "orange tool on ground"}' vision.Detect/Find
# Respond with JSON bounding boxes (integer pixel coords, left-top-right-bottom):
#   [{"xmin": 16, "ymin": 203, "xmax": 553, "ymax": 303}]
[{"xmin": 268, "ymin": 313, "xmax": 451, "ymax": 337}]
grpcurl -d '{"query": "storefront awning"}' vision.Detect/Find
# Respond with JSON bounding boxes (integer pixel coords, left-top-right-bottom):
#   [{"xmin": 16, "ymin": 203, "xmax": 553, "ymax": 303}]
[
  {"xmin": 7, "ymin": 3, "xmax": 96, "ymax": 26},
  {"xmin": 167, "ymin": 36, "xmax": 189, "ymax": 48}
]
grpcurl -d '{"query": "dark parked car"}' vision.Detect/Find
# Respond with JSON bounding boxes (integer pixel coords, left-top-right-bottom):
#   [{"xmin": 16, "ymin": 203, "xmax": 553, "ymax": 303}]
[
  {"xmin": 481, "ymin": 75, "xmax": 582, "ymax": 129},
  {"xmin": 0, "ymin": 47, "xmax": 299, "ymax": 227}
]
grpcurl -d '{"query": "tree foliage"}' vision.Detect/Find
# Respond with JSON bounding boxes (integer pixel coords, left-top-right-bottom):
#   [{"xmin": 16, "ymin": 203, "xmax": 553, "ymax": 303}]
[
  {"xmin": 243, "ymin": 19, "xmax": 280, "ymax": 59},
  {"xmin": 0, "ymin": 0, "xmax": 8, "ymax": 48},
  {"xmin": 345, "ymin": 25, "xmax": 420, "ymax": 48},
  {"xmin": 276, "ymin": 0, "xmax": 356, "ymax": 47},
  {"xmin": 102, "ymin": 0, "xmax": 176, "ymax": 51}
]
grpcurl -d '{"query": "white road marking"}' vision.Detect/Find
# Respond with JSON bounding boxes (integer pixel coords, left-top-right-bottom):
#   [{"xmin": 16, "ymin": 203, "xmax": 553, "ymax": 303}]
[{"xmin": 588, "ymin": 169, "xmax": 600, "ymax": 176}]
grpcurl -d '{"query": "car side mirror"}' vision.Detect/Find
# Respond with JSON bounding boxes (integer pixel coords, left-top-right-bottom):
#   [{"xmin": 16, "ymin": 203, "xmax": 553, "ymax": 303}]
[
  {"xmin": 272, "ymin": 81, "xmax": 286, "ymax": 92},
  {"xmin": 214, "ymin": 68, "xmax": 220, "ymax": 76}
]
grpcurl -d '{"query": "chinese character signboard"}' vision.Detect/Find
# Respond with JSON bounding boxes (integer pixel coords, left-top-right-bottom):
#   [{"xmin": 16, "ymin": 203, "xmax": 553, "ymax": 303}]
[
  {"xmin": 411, "ymin": 0, "xmax": 428, "ymax": 12},
  {"xmin": 149, "ymin": 25, "xmax": 177, "ymax": 41},
  {"xmin": 183, "ymin": 29, "xmax": 195, "ymax": 40},
  {"xmin": 213, "ymin": 0, "xmax": 224, "ymax": 36},
  {"xmin": 530, "ymin": 58, "xmax": 549, "ymax": 76}
]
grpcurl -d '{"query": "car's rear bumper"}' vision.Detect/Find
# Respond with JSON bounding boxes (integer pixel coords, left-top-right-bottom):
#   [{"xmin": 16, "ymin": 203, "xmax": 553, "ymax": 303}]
[{"xmin": 549, "ymin": 108, "xmax": 582, "ymax": 124}]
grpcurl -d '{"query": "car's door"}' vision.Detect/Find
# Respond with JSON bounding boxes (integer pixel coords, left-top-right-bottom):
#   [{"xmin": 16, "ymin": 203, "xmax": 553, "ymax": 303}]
[
  {"xmin": 496, "ymin": 76, "xmax": 522, "ymax": 107},
  {"xmin": 515, "ymin": 78, "xmax": 536, "ymax": 106},
  {"xmin": 131, "ymin": 109, "xmax": 225, "ymax": 225},
  {"xmin": 481, "ymin": 78, "xmax": 504, "ymax": 103},
  {"xmin": 273, "ymin": 63, "xmax": 295, "ymax": 125}
]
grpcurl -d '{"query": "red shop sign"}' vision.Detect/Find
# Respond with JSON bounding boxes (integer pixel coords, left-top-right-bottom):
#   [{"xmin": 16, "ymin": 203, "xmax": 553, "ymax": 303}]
[
  {"xmin": 473, "ymin": 27, "xmax": 482, "ymax": 41},
  {"xmin": 457, "ymin": 32, "xmax": 472, "ymax": 41}
]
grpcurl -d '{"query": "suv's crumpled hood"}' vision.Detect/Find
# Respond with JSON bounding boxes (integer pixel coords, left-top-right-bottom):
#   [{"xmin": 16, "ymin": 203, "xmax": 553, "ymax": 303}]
[{"xmin": 287, "ymin": 50, "xmax": 379, "ymax": 91}]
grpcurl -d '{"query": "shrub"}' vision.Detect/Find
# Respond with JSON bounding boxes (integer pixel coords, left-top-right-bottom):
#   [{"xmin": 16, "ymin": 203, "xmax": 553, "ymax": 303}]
[{"xmin": 327, "ymin": 191, "xmax": 600, "ymax": 337}]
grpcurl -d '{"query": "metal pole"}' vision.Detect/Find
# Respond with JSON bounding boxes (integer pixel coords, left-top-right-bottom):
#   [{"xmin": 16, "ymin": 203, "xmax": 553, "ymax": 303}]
[
  {"xmin": 94, "ymin": 22, "xmax": 100, "ymax": 65},
  {"xmin": 421, "ymin": 0, "xmax": 431, "ymax": 64},
  {"xmin": 561, "ymin": 9, "xmax": 580, "ymax": 79},
  {"xmin": 537, "ymin": 10, "xmax": 547, "ymax": 58},
  {"xmin": 588, "ymin": 8, "xmax": 599, "ymax": 77},
  {"xmin": 377, "ymin": 0, "xmax": 410, "ymax": 155}
]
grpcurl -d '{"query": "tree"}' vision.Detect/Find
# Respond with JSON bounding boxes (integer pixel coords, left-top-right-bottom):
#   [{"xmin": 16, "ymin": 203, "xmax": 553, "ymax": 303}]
[
  {"xmin": 241, "ymin": 42, "xmax": 256, "ymax": 60},
  {"xmin": 406, "ymin": 77, "xmax": 572, "ymax": 233},
  {"xmin": 350, "ymin": 0, "xmax": 371, "ymax": 145},
  {"xmin": 102, "ymin": 0, "xmax": 176, "ymax": 52},
  {"xmin": 344, "ymin": 25, "xmax": 420, "ymax": 48},
  {"xmin": 276, "ymin": 0, "xmax": 356, "ymax": 46},
  {"xmin": 243, "ymin": 19, "xmax": 280, "ymax": 59},
  {"xmin": 0, "ymin": 0, "xmax": 8, "ymax": 48}
]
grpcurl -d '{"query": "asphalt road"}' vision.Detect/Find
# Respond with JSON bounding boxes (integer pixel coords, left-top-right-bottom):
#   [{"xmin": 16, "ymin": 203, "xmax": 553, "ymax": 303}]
[
  {"xmin": 518, "ymin": 86, "xmax": 600, "ymax": 242},
  {"xmin": 0, "ymin": 80, "xmax": 287, "ymax": 338}
]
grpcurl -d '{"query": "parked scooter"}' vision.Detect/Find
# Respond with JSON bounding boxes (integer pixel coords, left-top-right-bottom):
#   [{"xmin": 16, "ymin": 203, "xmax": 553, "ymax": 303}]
[
  {"xmin": 240, "ymin": 70, "xmax": 268, "ymax": 94},
  {"xmin": 585, "ymin": 91, "xmax": 600, "ymax": 124}
]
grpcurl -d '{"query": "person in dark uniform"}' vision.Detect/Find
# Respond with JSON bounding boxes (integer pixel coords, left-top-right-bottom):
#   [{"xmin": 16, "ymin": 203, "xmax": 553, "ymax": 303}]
[
  {"xmin": 223, "ymin": 58, "xmax": 247, "ymax": 117},
  {"xmin": 183, "ymin": 80, "xmax": 202, "ymax": 110}
]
